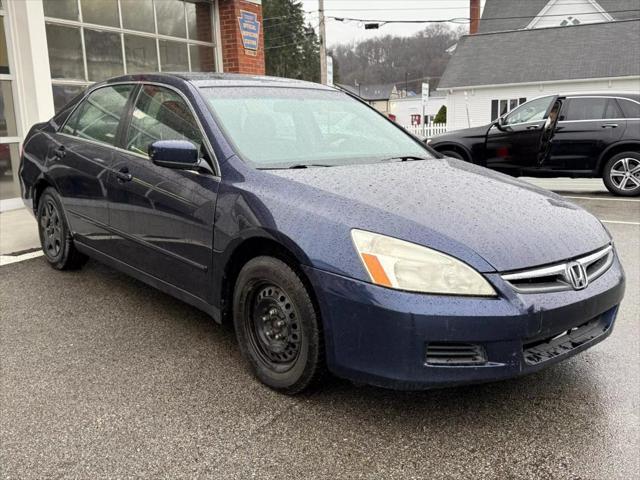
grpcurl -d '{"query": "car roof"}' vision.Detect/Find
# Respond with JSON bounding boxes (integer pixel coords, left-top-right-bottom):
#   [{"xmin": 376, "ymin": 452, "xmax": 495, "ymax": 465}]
[
  {"xmin": 104, "ymin": 72, "xmax": 335, "ymax": 91},
  {"xmin": 560, "ymin": 92, "xmax": 640, "ymax": 101}
]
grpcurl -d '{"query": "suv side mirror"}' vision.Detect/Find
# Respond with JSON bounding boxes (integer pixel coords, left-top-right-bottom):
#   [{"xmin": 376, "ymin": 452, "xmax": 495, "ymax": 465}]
[
  {"xmin": 149, "ymin": 140, "xmax": 199, "ymax": 169},
  {"xmin": 496, "ymin": 116, "xmax": 506, "ymax": 130}
]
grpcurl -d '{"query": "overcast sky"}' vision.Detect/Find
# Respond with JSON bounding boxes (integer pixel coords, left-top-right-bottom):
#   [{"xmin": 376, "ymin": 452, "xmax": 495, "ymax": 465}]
[{"xmin": 299, "ymin": 0, "xmax": 487, "ymax": 46}]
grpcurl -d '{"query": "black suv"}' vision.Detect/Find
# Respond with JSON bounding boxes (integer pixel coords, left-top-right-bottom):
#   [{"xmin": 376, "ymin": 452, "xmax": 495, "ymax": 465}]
[{"xmin": 428, "ymin": 93, "xmax": 640, "ymax": 196}]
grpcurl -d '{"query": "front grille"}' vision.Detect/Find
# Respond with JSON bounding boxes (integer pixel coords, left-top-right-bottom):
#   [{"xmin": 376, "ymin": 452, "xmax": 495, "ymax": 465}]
[
  {"xmin": 425, "ymin": 343, "xmax": 487, "ymax": 366},
  {"xmin": 501, "ymin": 245, "xmax": 613, "ymax": 294},
  {"xmin": 522, "ymin": 315, "xmax": 610, "ymax": 365}
]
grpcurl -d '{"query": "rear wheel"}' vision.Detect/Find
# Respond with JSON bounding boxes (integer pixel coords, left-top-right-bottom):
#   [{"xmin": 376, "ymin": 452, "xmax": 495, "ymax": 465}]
[
  {"xmin": 37, "ymin": 188, "xmax": 87, "ymax": 270},
  {"xmin": 440, "ymin": 149, "xmax": 465, "ymax": 161},
  {"xmin": 232, "ymin": 256, "xmax": 324, "ymax": 394},
  {"xmin": 603, "ymin": 152, "xmax": 640, "ymax": 197}
]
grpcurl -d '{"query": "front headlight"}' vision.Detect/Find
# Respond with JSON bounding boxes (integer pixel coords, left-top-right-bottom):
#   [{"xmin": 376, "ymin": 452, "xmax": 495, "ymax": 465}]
[{"xmin": 351, "ymin": 230, "xmax": 496, "ymax": 297}]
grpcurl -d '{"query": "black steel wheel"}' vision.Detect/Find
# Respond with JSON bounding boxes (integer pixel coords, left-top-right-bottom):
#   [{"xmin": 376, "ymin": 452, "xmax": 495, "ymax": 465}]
[
  {"xmin": 233, "ymin": 256, "xmax": 325, "ymax": 394},
  {"xmin": 37, "ymin": 188, "xmax": 87, "ymax": 270}
]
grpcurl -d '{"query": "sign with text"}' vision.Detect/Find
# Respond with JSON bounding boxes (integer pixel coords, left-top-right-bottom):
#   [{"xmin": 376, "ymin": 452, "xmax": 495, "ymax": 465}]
[{"xmin": 239, "ymin": 10, "xmax": 260, "ymax": 52}]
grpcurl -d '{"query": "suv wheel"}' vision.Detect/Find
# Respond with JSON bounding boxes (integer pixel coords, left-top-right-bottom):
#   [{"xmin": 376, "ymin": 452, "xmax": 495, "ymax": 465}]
[
  {"xmin": 232, "ymin": 256, "xmax": 325, "ymax": 394},
  {"xmin": 440, "ymin": 150, "xmax": 465, "ymax": 161},
  {"xmin": 37, "ymin": 188, "xmax": 88, "ymax": 270},
  {"xmin": 603, "ymin": 152, "xmax": 640, "ymax": 197}
]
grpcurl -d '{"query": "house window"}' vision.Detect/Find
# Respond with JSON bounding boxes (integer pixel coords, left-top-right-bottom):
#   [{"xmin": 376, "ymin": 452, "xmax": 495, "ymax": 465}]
[
  {"xmin": 560, "ymin": 16, "xmax": 581, "ymax": 26},
  {"xmin": 43, "ymin": 0, "xmax": 218, "ymax": 112},
  {"xmin": 491, "ymin": 97, "xmax": 527, "ymax": 120}
]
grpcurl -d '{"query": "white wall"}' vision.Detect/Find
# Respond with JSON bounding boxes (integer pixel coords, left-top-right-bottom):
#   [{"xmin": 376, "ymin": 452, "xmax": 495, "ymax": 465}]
[
  {"xmin": 528, "ymin": 0, "xmax": 611, "ymax": 28},
  {"xmin": 443, "ymin": 76, "xmax": 640, "ymax": 131}
]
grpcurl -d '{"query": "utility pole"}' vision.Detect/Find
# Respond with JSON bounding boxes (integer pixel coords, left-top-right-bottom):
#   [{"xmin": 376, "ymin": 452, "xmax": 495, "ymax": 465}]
[{"xmin": 319, "ymin": 0, "xmax": 328, "ymax": 84}]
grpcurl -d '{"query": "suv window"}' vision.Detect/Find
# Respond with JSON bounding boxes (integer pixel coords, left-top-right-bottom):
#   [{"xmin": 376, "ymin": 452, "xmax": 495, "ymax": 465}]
[
  {"xmin": 618, "ymin": 99, "xmax": 640, "ymax": 118},
  {"xmin": 126, "ymin": 85, "xmax": 202, "ymax": 157},
  {"xmin": 62, "ymin": 85, "xmax": 134, "ymax": 145},
  {"xmin": 503, "ymin": 96, "xmax": 553, "ymax": 125},
  {"xmin": 563, "ymin": 97, "xmax": 622, "ymax": 121}
]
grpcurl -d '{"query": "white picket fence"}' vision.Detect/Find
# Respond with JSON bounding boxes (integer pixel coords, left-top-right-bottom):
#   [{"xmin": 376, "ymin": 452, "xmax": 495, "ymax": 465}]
[{"xmin": 402, "ymin": 123, "xmax": 448, "ymax": 139}]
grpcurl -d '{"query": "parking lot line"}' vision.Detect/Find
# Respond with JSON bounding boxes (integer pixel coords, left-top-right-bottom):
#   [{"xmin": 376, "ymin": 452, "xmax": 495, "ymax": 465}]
[
  {"xmin": 563, "ymin": 196, "xmax": 640, "ymax": 203},
  {"xmin": 600, "ymin": 220, "xmax": 640, "ymax": 226},
  {"xmin": 0, "ymin": 250, "xmax": 43, "ymax": 266}
]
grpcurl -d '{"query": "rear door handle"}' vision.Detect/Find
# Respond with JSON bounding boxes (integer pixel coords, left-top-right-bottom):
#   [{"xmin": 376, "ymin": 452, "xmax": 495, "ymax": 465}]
[
  {"xmin": 115, "ymin": 166, "xmax": 133, "ymax": 182},
  {"xmin": 602, "ymin": 123, "xmax": 618, "ymax": 128}
]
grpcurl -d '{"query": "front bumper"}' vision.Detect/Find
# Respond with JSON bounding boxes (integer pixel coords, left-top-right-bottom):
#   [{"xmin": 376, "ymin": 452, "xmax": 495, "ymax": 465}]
[{"xmin": 303, "ymin": 253, "xmax": 625, "ymax": 390}]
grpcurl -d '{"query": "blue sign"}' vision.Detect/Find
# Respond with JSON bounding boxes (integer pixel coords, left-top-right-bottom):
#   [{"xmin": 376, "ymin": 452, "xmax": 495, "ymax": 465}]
[{"xmin": 238, "ymin": 11, "xmax": 260, "ymax": 51}]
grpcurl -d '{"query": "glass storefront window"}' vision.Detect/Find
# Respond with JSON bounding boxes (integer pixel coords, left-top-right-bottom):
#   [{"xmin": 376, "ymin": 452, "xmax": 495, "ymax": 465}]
[
  {"xmin": 43, "ymin": 0, "xmax": 79, "ymax": 21},
  {"xmin": 0, "ymin": 81, "xmax": 17, "ymax": 137},
  {"xmin": 46, "ymin": 24, "xmax": 84, "ymax": 80},
  {"xmin": 159, "ymin": 40, "xmax": 188, "ymax": 71},
  {"xmin": 81, "ymin": 0, "xmax": 120, "ymax": 27},
  {"xmin": 0, "ymin": 21, "xmax": 8, "ymax": 74},
  {"xmin": 156, "ymin": 0, "xmax": 186, "ymax": 38},
  {"xmin": 85, "ymin": 29, "xmax": 124, "ymax": 81},
  {"xmin": 187, "ymin": 2, "xmax": 212, "ymax": 42},
  {"xmin": 52, "ymin": 84, "xmax": 86, "ymax": 113},
  {"xmin": 121, "ymin": 0, "xmax": 155, "ymax": 33},
  {"xmin": 125, "ymin": 35, "xmax": 158, "ymax": 74},
  {"xmin": 189, "ymin": 44, "xmax": 215, "ymax": 72},
  {"xmin": 0, "ymin": 143, "xmax": 20, "ymax": 200}
]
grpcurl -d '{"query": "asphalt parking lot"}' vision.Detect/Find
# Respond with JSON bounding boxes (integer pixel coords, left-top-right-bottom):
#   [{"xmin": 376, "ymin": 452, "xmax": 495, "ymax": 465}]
[{"xmin": 1, "ymin": 183, "xmax": 639, "ymax": 479}]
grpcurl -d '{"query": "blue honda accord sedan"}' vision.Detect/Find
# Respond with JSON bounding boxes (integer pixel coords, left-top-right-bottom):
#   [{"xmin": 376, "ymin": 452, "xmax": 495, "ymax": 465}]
[{"xmin": 19, "ymin": 74, "xmax": 625, "ymax": 393}]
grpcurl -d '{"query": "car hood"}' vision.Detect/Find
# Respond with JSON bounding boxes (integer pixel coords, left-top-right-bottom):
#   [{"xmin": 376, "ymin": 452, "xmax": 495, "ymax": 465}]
[
  {"xmin": 430, "ymin": 124, "xmax": 490, "ymax": 143},
  {"xmin": 269, "ymin": 158, "xmax": 610, "ymax": 272}
]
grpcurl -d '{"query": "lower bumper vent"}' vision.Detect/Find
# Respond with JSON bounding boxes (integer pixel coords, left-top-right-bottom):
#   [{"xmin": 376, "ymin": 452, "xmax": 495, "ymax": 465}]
[{"xmin": 425, "ymin": 343, "xmax": 487, "ymax": 366}]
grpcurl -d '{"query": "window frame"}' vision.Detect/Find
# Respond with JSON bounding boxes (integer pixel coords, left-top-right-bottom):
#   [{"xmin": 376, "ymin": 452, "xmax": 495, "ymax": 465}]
[
  {"xmin": 58, "ymin": 81, "xmax": 219, "ymax": 176},
  {"xmin": 501, "ymin": 95, "xmax": 554, "ymax": 126}
]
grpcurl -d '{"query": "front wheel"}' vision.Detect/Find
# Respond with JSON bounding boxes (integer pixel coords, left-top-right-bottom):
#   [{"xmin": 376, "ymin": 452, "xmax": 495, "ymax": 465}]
[
  {"xmin": 37, "ymin": 188, "xmax": 88, "ymax": 270},
  {"xmin": 439, "ymin": 150, "xmax": 465, "ymax": 161},
  {"xmin": 232, "ymin": 256, "xmax": 325, "ymax": 394},
  {"xmin": 603, "ymin": 152, "xmax": 640, "ymax": 196}
]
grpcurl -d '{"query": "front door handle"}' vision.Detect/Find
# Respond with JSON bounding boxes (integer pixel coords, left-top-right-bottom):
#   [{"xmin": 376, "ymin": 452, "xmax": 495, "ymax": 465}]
[
  {"xmin": 526, "ymin": 125, "xmax": 540, "ymax": 130},
  {"xmin": 115, "ymin": 166, "xmax": 133, "ymax": 182},
  {"xmin": 53, "ymin": 145, "xmax": 66, "ymax": 159},
  {"xmin": 602, "ymin": 123, "xmax": 618, "ymax": 128}
]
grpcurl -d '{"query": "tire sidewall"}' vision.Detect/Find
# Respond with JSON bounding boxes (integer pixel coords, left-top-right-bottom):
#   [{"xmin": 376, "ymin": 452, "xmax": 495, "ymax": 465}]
[
  {"xmin": 37, "ymin": 188, "xmax": 73, "ymax": 268},
  {"xmin": 603, "ymin": 152, "xmax": 640, "ymax": 197},
  {"xmin": 233, "ymin": 257, "xmax": 320, "ymax": 392}
]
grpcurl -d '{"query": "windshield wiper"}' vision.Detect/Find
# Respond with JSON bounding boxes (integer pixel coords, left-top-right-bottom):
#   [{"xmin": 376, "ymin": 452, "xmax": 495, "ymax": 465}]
[
  {"xmin": 262, "ymin": 164, "xmax": 332, "ymax": 170},
  {"xmin": 379, "ymin": 155, "xmax": 430, "ymax": 163}
]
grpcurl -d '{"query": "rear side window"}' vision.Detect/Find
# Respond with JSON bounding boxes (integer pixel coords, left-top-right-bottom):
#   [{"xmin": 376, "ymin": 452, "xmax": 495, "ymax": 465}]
[
  {"xmin": 618, "ymin": 99, "xmax": 640, "ymax": 118},
  {"xmin": 563, "ymin": 97, "xmax": 622, "ymax": 121},
  {"xmin": 62, "ymin": 85, "xmax": 134, "ymax": 145},
  {"xmin": 125, "ymin": 85, "xmax": 202, "ymax": 157}
]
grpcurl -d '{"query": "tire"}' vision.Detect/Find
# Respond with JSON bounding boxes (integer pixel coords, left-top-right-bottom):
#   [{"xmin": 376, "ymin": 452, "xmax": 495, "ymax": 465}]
[
  {"xmin": 232, "ymin": 256, "xmax": 325, "ymax": 394},
  {"xmin": 440, "ymin": 150, "xmax": 465, "ymax": 161},
  {"xmin": 602, "ymin": 151, "xmax": 640, "ymax": 197},
  {"xmin": 37, "ymin": 187, "xmax": 88, "ymax": 270}
]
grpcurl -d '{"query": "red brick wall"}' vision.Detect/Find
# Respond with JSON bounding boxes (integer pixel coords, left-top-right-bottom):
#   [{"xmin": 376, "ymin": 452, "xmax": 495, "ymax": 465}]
[{"xmin": 218, "ymin": 0, "xmax": 266, "ymax": 75}]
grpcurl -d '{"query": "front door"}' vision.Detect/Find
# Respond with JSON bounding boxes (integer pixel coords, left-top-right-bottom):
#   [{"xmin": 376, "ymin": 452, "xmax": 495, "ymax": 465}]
[
  {"xmin": 485, "ymin": 96, "xmax": 556, "ymax": 174},
  {"xmin": 105, "ymin": 84, "xmax": 219, "ymax": 301},
  {"xmin": 546, "ymin": 97, "xmax": 626, "ymax": 171},
  {"xmin": 49, "ymin": 84, "xmax": 135, "ymax": 251}
]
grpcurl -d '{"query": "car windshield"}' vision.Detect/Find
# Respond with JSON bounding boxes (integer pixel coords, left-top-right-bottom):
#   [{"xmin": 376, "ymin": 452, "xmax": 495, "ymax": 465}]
[{"xmin": 201, "ymin": 86, "xmax": 432, "ymax": 169}]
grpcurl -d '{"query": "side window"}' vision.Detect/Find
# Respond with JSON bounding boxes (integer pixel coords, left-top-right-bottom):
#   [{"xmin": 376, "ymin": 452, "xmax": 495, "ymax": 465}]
[
  {"xmin": 503, "ymin": 96, "xmax": 553, "ymax": 125},
  {"xmin": 126, "ymin": 85, "xmax": 202, "ymax": 157},
  {"xmin": 604, "ymin": 99, "xmax": 623, "ymax": 119},
  {"xmin": 618, "ymin": 99, "xmax": 640, "ymax": 119},
  {"xmin": 61, "ymin": 85, "xmax": 134, "ymax": 145},
  {"xmin": 563, "ymin": 98, "xmax": 609, "ymax": 121}
]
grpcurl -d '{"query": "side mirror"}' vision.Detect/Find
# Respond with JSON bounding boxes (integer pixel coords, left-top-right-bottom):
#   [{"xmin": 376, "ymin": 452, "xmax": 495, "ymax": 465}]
[
  {"xmin": 149, "ymin": 140, "xmax": 199, "ymax": 170},
  {"xmin": 495, "ymin": 116, "xmax": 506, "ymax": 130}
]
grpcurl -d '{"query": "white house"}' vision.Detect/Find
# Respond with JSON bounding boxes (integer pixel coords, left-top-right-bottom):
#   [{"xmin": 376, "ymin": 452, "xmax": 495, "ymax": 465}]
[
  {"xmin": 388, "ymin": 91, "xmax": 446, "ymax": 126},
  {"xmin": 439, "ymin": 0, "xmax": 640, "ymax": 131}
]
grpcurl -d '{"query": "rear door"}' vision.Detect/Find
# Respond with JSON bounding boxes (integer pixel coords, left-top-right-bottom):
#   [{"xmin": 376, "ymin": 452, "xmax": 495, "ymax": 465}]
[
  {"xmin": 485, "ymin": 96, "xmax": 556, "ymax": 174},
  {"xmin": 546, "ymin": 96, "xmax": 626, "ymax": 171},
  {"xmin": 105, "ymin": 84, "xmax": 219, "ymax": 300},
  {"xmin": 51, "ymin": 84, "xmax": 135, "ymax": 251}
]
